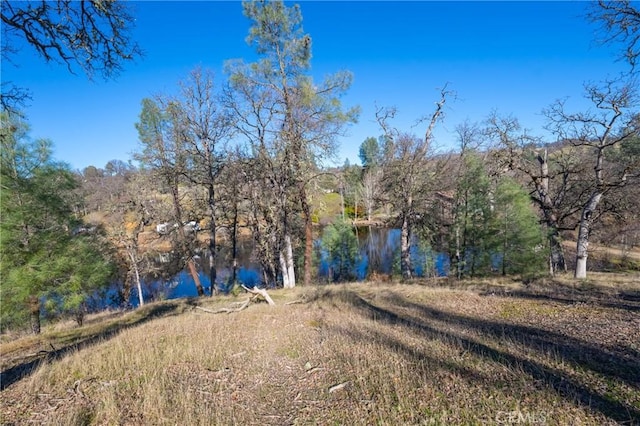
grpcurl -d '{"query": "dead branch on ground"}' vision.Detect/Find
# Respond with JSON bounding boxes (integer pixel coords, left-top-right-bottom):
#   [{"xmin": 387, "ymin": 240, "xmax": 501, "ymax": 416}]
[
  {"xmin": 241, "ymin": 285, "xmax": 275, "ymax": 306},
  {"xmin": 195, "ymin": 286, "xmax": 275, "ymax": 315}
]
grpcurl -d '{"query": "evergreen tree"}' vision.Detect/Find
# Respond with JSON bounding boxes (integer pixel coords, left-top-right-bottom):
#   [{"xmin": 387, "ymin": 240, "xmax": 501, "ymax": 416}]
[
  {"xmin": 0, "ymin": 113, "xmax": 114, "ymax": 333},
  {"xmin": 451, "ymin": 151, "xmax": 493, "ymax": 277},
  {"xmin": 491, "ymin": 178, "xmax": 546, "ymax": 276},
  {"xmin": 359, "ymin": 136, "xmax": 380, "ymax": 168},
  {"xmin": 321, "ymin": 218, "xmax": 359, "ymax": 282}
]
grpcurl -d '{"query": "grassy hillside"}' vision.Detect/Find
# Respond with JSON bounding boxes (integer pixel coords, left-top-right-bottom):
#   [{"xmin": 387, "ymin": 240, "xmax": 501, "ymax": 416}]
[{"xmin": 1, "ymin": 273, "xmax": 639, "ymax": 425}]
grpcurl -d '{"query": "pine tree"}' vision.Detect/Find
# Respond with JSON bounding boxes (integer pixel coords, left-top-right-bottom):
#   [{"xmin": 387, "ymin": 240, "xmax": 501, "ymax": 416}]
[
  {"xmin": 321, "ymin": 218, "xmax": 359, "ymax": 282},
  {"xmin": 1, "ymin": 113, "xmax": 114, "ymax": 333},
  {"xmin": 491, "ymin": 177, "xmax": 546, "ymax": 277}
]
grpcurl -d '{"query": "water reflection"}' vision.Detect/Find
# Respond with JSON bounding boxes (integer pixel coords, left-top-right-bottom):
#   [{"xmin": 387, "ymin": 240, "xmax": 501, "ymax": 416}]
[{"xmin": 129, "ymin": 226, "xmax": 450, "ymax": 305}]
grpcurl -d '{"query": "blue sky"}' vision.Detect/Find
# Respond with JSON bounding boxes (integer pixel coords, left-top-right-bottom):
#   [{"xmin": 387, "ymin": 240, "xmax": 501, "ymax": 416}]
[{"xmin": 3, "ymin": 1, "xmax": 629, "ymax": 171}]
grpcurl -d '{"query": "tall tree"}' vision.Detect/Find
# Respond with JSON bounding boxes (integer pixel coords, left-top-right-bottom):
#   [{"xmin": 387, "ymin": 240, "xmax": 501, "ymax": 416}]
[
  {"xmin": 449, "ymin": 121, "xmax": 482, "ymax": 278},
  {"xmin": 376, "ymin": 87, "xmax": 450, "ymax": 280},
  {"xmin": 172, "ymin": 68, "xmax": 233, "ymax": 295},
  {"xmin": 358, "ymin": 136, "xmax": 383, "ymax": 221},
  {"xmin": 544, "ymin": 79, "xmax": 640, "ymax": 278},
  {"xmin": 105, "ymin": 170, "xmax": 157, "ymax": 308},
  {"xmin": 218, "ymin": 147, "xmax": 249, "ymax": 289},
  {"xmin": 1, "ymin": 0, "xmax": 141, "ymax": 114},
  {"xmin": 341, "ymin": 160, "xmax": 363, "ymax": 220},
  {"xmin": 492, "ymin": 177, "xmax": 546, "ymax": 277},
  {"xmin": 1, "ymin": 113, "xmax": 114, "ymax": 333},
  {"xmin": 226, "ymin": 0, "xmax": 357, "ymax": 287},
  {"xmin": 134, "ymin": 98, "xmax": 205, "ymax": 296},
  {"xmin": 359, "ymin": 136, "xmax": 381, "ymax": 169},
  {"xmin": 450, "ymin": 150, "xmax": 494, "ymax": 277},
  {"xmin": 361, "ymin": 165, "xmax": 382, "ymax": 222}
]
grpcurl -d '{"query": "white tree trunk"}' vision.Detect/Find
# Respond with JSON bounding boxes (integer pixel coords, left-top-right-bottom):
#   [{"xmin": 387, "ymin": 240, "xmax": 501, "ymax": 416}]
[
  {"xmin": 134, "ymin": 264, "xmax": 144, "ymax": 307},
  {"xmin": 285, "ymin": 234, "xmax": 296, "ymax": 288},
  {"xmin": 400, "ymin": 213, "xmax": 412, "ymax": 280},
  {"xmin": 279, "ymin": 234, "xmax": 296, "ymax": 288},
  {"xmin": 575, "ymin": 192, "xmax": 602, "ymax": 279},
  {"xmin": 280, "ymin": 251, "xmax": 290, "ymax": 288},
  {"xmin": 128, "ymin": 249, "xmax": 144, "ymax": 307}
]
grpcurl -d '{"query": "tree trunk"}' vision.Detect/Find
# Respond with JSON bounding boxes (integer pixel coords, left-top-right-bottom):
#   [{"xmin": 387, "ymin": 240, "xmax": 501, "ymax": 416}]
[
  {"xmin": 536, "ymin": 149, "xmax": 566, "ymax": 276},
  {"xmin": 231, "ymin": 200, "xmax": 239, "ymax": 286},
  {"xmin": 300, "ymin": 185, "xmax": 313, "ymax": 286},
  {"xmin": 575, "ymin": 192, "xmax": 603, "ymax": 279},
  {"xmin": 170, "ymin": 181, "xmax": 204, "ymax": 296},
  {"xmin": 28, "ymin": 295, "xmax": 41, "ymax": 335},
  {"xmin": 127, "ymin": 248, "xmax": 144, "ymax": 307},
  {"xmin": 207, "ymin": 184, "xmax": 218, "ymax": 296},
  {"xmin": 280, "ymin": 251, "xmax": 290, "ymax": 288},
  {"xmin": 208, "ymin": 240, "xmax": 217, "ymax": 296},
  {"xmin": 284, "ymin": 234, "xmax": 296, "ymax": 288},
  {"xmin": 455, "ymin": 225, "xmax": 462, "ymax": 279},
  {"xmin": 75, "ymin": 302, "xmax": 86, "ymax": 326},
  {"xmin": 304, "ymin": 215, "xmax": 313, "ymax": 286},
  {"xmin": 400, "ymin": 213, "xmax": 412, "ymax": 280},
  {"xmin": 548, "ymin": 228, "xmax": 566, "ymax": 276},
  {"xmin": 187, "ymin": 259, "xmax": 204, "ymax": 296},
  {"xmin": 502, "ymin": 217, "xmax": 508, "ymax": 276},
  {"xmin": 354, "ymin": 197, "xmax": 358, "ymax": 221}
]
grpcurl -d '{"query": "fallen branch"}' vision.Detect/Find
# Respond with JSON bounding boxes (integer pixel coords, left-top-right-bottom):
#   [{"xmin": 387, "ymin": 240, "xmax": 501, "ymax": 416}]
[
  {"xmin": 194, "ymin": 286, "xmax": 274, "ymax": 315},
  {"xmin": 195, "ymin": 298, "xmax": 251, "ymax": 314},
  {"xmin": 242, "ymin": 285, "xmax": 275, "ymax": 306}
]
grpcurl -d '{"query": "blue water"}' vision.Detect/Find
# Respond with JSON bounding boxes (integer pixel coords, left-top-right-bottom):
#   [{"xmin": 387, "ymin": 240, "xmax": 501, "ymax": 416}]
[{"xmin": 127, "ymin": 227, "xmax": 451, "ymax": 306}]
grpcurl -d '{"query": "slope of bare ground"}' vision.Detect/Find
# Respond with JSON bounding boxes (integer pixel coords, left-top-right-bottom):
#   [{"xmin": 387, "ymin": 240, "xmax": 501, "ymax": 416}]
[
  {"xmin": 1, "ymin": 273, "xmax": 639, "ymax": 425},
  {"xmin": 562, "ymin": 240, "xmax": 640, "ymax": 263}
]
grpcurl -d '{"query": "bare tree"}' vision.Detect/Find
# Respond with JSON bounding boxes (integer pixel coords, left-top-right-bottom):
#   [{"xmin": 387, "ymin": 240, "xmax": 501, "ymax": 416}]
[
  {"xmin": 376, "ymin": 86, "xmax": 450, "ymax": 280},
  {"xmin": 588, "ymin": 0, "xmax": 640, "ymax": 72},
  {"xmin": 76, "ymin": 162, "xmax": 154, "ymax": 306},
  {"xmin": 217, "ymin": 147, "xmax": 249, "ymax": 288},
  {"xmin": 361, "ymin": 166, "xmax": 382, "ymax": 222},
  {"xmin": 1, "ymin": 0, "xmax": 141, "ymax": 113},
  {"xmin": 173, "ymin": 68, "xmax": 233, "ymax": 296},
  {"xmin": 544, "ymin": 79, "xmax": 640, "ymax": 278}
]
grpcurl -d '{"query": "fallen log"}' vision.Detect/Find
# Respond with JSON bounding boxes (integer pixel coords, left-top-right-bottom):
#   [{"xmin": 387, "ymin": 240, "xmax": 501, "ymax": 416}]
[{"xmin": 241, "ymin": 285, "xmax": 275, "ymax": 306}]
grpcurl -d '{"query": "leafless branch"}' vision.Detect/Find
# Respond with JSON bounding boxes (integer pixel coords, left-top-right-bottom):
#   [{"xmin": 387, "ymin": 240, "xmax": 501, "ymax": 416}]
[{"xmin": 1, "ymin": 0, "xmax": 142, "ymax": 80}]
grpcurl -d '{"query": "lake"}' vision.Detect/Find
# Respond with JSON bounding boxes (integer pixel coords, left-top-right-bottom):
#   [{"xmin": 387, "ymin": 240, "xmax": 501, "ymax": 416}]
[{"xmin": 126, "ymin": 227, "xmax": 450, "ymax": 305}]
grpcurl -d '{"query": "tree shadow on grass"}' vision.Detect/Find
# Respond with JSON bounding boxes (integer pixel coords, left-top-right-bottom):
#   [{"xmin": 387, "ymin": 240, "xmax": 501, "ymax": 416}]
[
  {"xmin": 1, "ymin": 301, "xmax": 185, "ymax": 390},
  {"xmin": 384, "ymin": 292, "xmax": 640, "ymax": 388},
  {"xmin": 327, "ymin": 288, "xmax": 640, "ymax": 425},
  {"xmin": 479, "ymin": 287, "xmax": 640, "ymax": 312}
]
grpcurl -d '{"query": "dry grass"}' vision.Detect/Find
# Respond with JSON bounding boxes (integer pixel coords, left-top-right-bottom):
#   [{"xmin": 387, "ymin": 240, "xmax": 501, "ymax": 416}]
[{"xmin": 1, "ymin": 274, "xmax": 639, "ymax": 425}]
